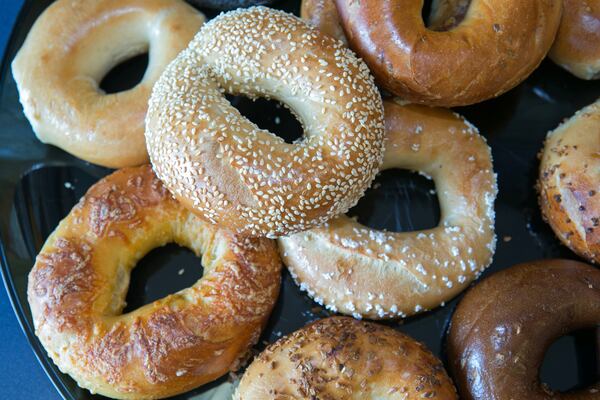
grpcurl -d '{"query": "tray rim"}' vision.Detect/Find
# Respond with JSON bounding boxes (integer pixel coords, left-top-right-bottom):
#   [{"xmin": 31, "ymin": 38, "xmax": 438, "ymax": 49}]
[{"xmin": 0, "ymin": 0, "xmax": 78, "ymax": 398}]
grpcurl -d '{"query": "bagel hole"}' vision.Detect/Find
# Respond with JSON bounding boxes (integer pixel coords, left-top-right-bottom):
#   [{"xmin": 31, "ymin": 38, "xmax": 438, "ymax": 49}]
[
  {"xmin": 539, "ymin": 328, "xmax": 600, "ymax": 392},
  {"xmin": 225, "ymin": 94, "xmax": 303, "ymax": 144},
  {"xmin": 347, "ymin": 169, "xmax": 440, "ymax": 232},
  {"xmin": 123, "ymin": 243, "xmax": 203, "ymax": 313},
  {"xmin": 99, "ymin": 53, "xmax": 149, "ymax": 94},
  {"xmin": 424, "ymin": 0, "xmax": 471, "ymax": 31}
]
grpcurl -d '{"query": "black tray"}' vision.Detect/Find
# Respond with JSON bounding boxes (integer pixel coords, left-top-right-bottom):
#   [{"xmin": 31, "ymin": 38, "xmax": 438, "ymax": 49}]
[{"xmin": 1, "ymin": 1, "xmax": 599, "ymax": 399}]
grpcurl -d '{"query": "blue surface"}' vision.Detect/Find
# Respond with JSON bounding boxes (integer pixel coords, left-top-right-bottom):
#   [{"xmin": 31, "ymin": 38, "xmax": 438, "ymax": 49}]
[{"xmin": 0, "ymin": 1, "xmax": 60, "ymax": 399}]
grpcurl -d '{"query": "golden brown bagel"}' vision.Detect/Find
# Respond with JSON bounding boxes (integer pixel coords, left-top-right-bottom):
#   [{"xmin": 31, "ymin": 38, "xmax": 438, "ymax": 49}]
[
  {"xmin": 448, "ymin": 259, "xmax": 600, "ymax": 400},
  {"xmin": 27, "ymin": 165, "xmax": 281, "ymax": 399},
  {"xmin": 146, "ymin": 7, "xmax": 385, "ymax": 238},
  {"xmin": 301, "ymin": 0, "xmax": 347, "ymax": 44},
  {"xmin": 550, "ymin": 0, "xmax": 600, "ymax": 79},
  {"xmin": 538, "ymin": 100, "xmax": 600, "ymax": 264},
  {"xmin": 12, "ymin": 0, "xmax": 204, "ymax": 168},
  {"xmin": 235, "ymin": 317, "xmax": 458, "ymax": 399},
  {"xmin": 333, "ymin": 0, "xmax": 562, "ymax": 106},
  {"xmin": 278, "ymin": 100, "xmax": 497, "ymax": 319}
]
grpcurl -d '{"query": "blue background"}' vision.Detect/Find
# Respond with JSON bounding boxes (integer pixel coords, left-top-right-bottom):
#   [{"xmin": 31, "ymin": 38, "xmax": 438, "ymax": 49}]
[{"xmin": 0, "ymin": 1, "xmax": 59, "ymax": 399}]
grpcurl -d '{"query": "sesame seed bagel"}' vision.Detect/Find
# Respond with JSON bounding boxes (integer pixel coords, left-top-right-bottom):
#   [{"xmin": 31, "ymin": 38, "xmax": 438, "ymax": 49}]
[
  {"xmin": 538, "ymin": 100, "xmax": 600, "ymax": 264},
  {"xmin": 145, "ymin": 7, "xmax": 385, "ymax": 238},
  {"xmin": 448, "ymin": 259, "xmax": 600, "ymax": 400},
  {"xmin": 278, "ymin": 100, "xmax": 497, "ymax": 319},
  {"xmin": 27, "ymin": 165, "xmax": 281, "ymax": 399},
  {"xmin": 235, "ymin": 317, "xmax": 458, "ymax": 400},
  {"xmin": 11, "ymin": 0, "xmax": 204, "ymax": 168},
  {"xmin": 550, "ymin": 0, "xmax": 600, "ymax": 80},
  {"xmin": 333, "ymin": 0, "xmax": 562, "ymax": 106}
]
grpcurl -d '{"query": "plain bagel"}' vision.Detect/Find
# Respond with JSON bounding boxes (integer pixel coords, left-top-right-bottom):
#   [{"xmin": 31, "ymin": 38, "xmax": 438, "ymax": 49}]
[
  {"xmin": 448, "ymin": 259, "xmax": 600, "ymax": 400},
  {"xmin": 12, "ymin": 0, "xmax": 204, "ymax": 168},
  {"xmin": 278, "ymin": 100, "xmax": 497, "ymax": 319},
  {"xmin": 146, "ymin": 7, "xmax": 385, "ymax": 238},
  {"xmin": 550, "ymin": 0, "xmax": 600, "ymax": 80},
  {"xmin": 28, "ymin": 165, "xmax": 281, "ymax": 399},
  {"xmin": 333, "ymin": 0, "xmax": 563, "ymax": 106}
]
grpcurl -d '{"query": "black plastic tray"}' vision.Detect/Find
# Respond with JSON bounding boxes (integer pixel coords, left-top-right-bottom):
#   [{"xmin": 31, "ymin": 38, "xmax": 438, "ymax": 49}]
[{"xmin": 1, "ymin": 1, "xmax": 599, "ymax": 399}]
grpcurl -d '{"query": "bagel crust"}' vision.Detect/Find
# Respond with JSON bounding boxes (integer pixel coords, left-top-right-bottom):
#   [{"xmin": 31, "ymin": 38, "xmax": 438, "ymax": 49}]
[
  {"xmin": 538, "ymin": 100, "xmax": 600, "ymax": 264},
  {"xmin": 12, "ymin": 0, "xmax": 205, "ymax": 168},
  {"xmin": 145, "ymin": 7, "xmax": 385, "ymax": 238},
  {"xmin": 550, "ymin": 0, "xmax": 600, "ymax": 80},
  {"xmin": 235, "ymin": 317, "xmax": 458, "ymax": 399},
  {"xmin": 27, "ymin": 165, "xmax": 281, "ymax": 399},
  {"xmin": 448, "ymin": 260, "xmax": 600, "ymax": 400},
  {"xmin": 333, "ymin": 0, "xmax": 562, "ymax": 106},
  {"xmin": 301, "ymin": 0, "xmax": 348, "ymax": 44},
  {"xmin": 279, "ymin": 101, "xmax": 497, "ymax": 319}
]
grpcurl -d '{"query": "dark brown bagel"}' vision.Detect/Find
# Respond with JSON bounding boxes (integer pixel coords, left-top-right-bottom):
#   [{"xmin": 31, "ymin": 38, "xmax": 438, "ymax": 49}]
[
  {"xmin": 333, "ymin": 0, "xmax": 563, "ymax": 106},
  {"xmin": 448, "ymin": 259, "xmax": 600, "ymax": 400}
]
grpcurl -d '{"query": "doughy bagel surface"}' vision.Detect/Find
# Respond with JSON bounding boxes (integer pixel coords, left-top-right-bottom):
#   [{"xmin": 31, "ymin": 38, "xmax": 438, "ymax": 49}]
[
  {"xmin": 278, "ymin": 101, "xmax": 497, "ymax": 319},
  {"xmin": 236, "ymin": 317, "xmax": 458, "ymax": 399},
  {"xmin": 539, "ymin": 100, "xmax": 600, "ymax": 264},
  {"xmin": 333, "ymin": 0, "xmax": 562, "ymax": 106},
  {"xmin": 12, "ymin": 0, "xmax": 204, "ymax": 168},
  {"xmin": 27, "ymin": 165, "xmax": 281, "ymax": 399},
  {"xmin": 146, "ymin": 7, "xmax": 385, "ymax": 237}
]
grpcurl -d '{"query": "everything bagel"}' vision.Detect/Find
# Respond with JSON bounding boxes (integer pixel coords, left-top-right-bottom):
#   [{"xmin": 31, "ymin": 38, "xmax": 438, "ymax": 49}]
[
  {"xmin": 28, "ymin": 165, "xmax": 281, "ymax": 399},
  {"xmin": 12, "ymin": 0, "xmax": 204, "ymax": 168},
  {"xmin": 333, "ymin": 0, "xmax": 562, "ymax": 106},
  {"xmin": 146, "ymin": 7, "xmax": 385, "ymax": 237},
  {"xmin": 278, "ymin": 100, "xmax": 497, "ymax": 319},
  {"xmin": 538, "ymin": 100, "xmax": 600, "ymax": 264}
]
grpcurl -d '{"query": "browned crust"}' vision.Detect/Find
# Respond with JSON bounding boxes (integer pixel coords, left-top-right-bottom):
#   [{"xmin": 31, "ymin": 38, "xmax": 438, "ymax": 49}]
[
  {"xmin": 550, "ymin": 0, "xmax": 600, "ymax": 80},
  {"xmin": 333, "ymin": 0, "xmax": 562, "ymax": 106},
  {"xmin": 236, "ymin": 317, "xmax": 457, "ymax": 399},
  {"xmin": 27, "ymin": 165, "xmax": 282, "ymax": 399},
  {"xmin": 538, "ymin": 100, "xmax": 600, "ymax": 264},
  {"xmin": 448, "ymin": 259, "xmax": 600, "ymax": 400},
  {"xmin": 11, "ymin": 0, "xmax": 204, "ymax": 168},
  {"xmin": 300, "ymin": 0, "xmax": 348, "ymax": 44}
]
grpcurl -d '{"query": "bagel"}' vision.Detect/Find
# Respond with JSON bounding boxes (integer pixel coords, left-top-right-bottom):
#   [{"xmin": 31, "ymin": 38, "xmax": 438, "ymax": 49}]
[
  {"xmin": 301, "ymin": 0, "xmax": 347, "ymax": 44},
  {"xmin": 550, "ymin": 0, "xmax": 600, "ymax": 80},
  {"xmin": 448, "ymin": 259, "xmax": 600, "ymax": 400},
  {"xmin": 333, "ymin": 0, "xmax": 562, "ymax": 106},
  {"xmin": 538, "ymin": 100, "xmax": 600, "ymax": 264},
  {"xmin": 12, "ymin": 0, "xmax": 204, "ymax": 168},
  {"xmin": 145, "ymin": 7, "xmax": 385, "ymax": 238},
  {"xmin": 235, "ymin": 317, "xmax": 458, "ymax": 399},
  {"xmin": 27, "ymin": 165, "xmax": 281, "ymax": 399},
  {"xmin": 278, "ymin": 100, "xmax": 497, "ymax": 319},
  {"xmin": 187, "ymin": 0, "xmax": 278, "ymax": 10}
]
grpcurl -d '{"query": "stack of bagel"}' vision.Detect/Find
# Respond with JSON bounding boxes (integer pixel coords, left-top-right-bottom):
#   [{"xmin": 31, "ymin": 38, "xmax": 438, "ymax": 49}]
[{"xmin": 11, "ymin": 0, "xmax": 599, "ymax": 399}]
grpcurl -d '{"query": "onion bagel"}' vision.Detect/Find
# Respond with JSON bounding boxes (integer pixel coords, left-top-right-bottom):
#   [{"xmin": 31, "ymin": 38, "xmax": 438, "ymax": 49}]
[
  {"xmin": 145, "ymin": 7, "xmax": 385, "ymax": 238},
  {"xmin": 12, "ymin": 0, "xmax": 204, "ymax": 168},
  {"xmin": 236, "ymin": 317, "xmax": 458, "ymax": 399},
  {"xmin": 278, "ymin": 100, "xmax": 497, "ymax": 319},
  {"xmin": 448, "ymin": 259, "xmax": 600, "ymax": 400},
  {"xmin": 333, "ymin": 0, "xmax": 562, "ymax": 106},
  {"xmin": 538, "ymin": 100, "xmax": 600, "ymax": 264},
  {"xmin": 550, "ymin": 0, "xmax": 600, "ymax": 80},
  {"xmin": 27, "ymin": 165, "xmax": 281, "ymax": 399}
]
